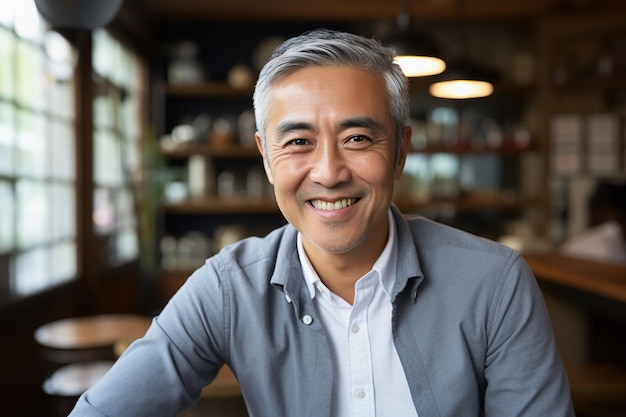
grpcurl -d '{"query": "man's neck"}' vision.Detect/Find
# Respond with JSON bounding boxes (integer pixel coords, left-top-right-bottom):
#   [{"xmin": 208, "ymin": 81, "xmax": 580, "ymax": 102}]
[{"xmin": 302, "ymin": 233, "xmax": 388, "ymax": 305}]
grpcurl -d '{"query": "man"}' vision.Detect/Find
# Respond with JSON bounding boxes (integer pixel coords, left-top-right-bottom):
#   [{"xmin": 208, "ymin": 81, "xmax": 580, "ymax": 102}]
[
  {"xmin": 561, "ymin": 182, "xmax": 626, "ymax": 265},
  {"xmin": 69, "ymin": 29, "xmax": 574, "ymax": 416}
]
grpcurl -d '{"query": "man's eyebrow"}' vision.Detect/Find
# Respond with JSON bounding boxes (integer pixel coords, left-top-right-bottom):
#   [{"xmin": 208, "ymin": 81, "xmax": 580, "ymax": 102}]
[
  {"xmin": 339, "ymin": 117, "xmax": 385, "ymax": 133},
  {"xmin": 274, "ymin": 121, "xmax": 315, "ymax": 138}
]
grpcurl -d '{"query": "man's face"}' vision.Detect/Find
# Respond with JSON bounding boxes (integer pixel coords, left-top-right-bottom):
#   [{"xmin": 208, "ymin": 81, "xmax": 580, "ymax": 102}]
[{"xmin": 256, "ymin": 66, "xmax": 409, "ymax": 261}]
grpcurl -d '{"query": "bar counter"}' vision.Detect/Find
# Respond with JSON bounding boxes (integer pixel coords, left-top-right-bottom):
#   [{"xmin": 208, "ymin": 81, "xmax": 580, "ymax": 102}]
[
  {"xmin": 523, "ymin": 253, "xmax": 626, "ymax": 416},
  {"xmin": 523, "ymin": 253, "xmax": 626, "ymax": 304}
]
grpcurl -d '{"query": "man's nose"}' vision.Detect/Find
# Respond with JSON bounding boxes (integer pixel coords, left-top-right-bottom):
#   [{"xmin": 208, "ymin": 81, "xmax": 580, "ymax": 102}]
[{"xmin": 308, "ymin": 144, "xmax": 351, "ymax": 188}]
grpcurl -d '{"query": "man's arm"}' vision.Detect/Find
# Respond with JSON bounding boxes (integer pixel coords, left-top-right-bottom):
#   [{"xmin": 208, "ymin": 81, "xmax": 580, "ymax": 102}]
[{"xmin": 484, "ymin": 255, "xmax": 575, "ymax": 416}]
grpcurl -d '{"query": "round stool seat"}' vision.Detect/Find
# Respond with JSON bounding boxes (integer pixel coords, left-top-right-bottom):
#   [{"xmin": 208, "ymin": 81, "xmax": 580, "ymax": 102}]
[{"xmin": 43, "ymin": 361, "xmax": 114, "ymax": 397}]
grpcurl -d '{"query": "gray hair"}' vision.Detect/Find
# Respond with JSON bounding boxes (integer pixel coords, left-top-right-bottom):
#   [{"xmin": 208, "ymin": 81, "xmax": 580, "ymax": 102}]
[{"xmin": 252, "ymin": 28, "xmax": 409, "ymax": 163}]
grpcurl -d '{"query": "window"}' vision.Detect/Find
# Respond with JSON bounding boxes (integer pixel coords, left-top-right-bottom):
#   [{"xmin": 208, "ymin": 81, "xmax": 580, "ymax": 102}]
[
  {"xmin": 92, "ymin": 29, "xmax": 142, "ymax": 266},
  {"xmin": 0, "ymin": 0, "xmax": 77, "ymax": 297}
]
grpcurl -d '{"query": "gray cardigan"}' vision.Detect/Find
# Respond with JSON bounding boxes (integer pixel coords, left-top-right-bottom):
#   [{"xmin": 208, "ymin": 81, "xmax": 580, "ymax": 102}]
[{"xmin": 70, "ymin": 207, "xmax": 574, "ymax": 416}]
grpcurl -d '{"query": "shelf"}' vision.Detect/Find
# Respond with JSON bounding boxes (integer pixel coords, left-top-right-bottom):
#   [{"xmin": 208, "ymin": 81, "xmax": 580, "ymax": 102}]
[
  {"xmin": 160, "ymin": 143, "xmax": 261, "ymax": 158},
  {"xmin": 164, "ymin": 197, "xmax": 278, "ymax": 214},
  {"xmin": 394, "ymin": 196, "xmax": 538, "ymax": 213},
  {"xmin": 553, "ymin": 74, "xmax": 626, "ymax": 93},
  {"xmin": 409, "ymin": 142, "xmax": 536, "ymax": 155},
  {"xmin": 162, "ymin": 81, "xmax": 253, "ymax": 97}
]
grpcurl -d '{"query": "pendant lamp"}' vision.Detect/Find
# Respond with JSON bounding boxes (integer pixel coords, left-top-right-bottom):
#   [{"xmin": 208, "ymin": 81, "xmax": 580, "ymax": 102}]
[
  {"xmin": 386, "ymin": 1, "xmax": 446, "ymax": 77},
  {"xmin": 429, "ymin": 59, "xmax": 495, "ymax": 99},
  {"xmin": 35, "ymin": 0, "xmax": 123, "ymax": 30},
  {"xmin": 429, "ymin": 0, "xmax": 495, "ymax": 99}
]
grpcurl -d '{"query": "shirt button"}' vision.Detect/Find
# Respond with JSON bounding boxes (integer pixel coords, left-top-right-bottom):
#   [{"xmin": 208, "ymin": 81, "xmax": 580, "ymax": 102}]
[
  {"xmin": 302, "ymin": 314, "xmax": 313, "ymax": 325},
  {"xmin": 356, "ymin": 390, "xmax": 366, "ymax": 399},
  {"xmin": 351, "ymin": 325, "xmax": 360, "ymax": 333}
]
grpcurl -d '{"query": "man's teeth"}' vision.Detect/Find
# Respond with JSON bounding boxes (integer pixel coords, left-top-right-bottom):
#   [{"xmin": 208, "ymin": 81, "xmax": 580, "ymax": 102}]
[{"xmin": 311, "ymin": 198, "xmax": 356, "ymax": 210}]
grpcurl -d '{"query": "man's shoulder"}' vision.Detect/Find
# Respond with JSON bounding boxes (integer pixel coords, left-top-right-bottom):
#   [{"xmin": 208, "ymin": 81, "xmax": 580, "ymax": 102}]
[{"xmin": 403, "ymin": 214, "xmax": 518, "ymax": 261}]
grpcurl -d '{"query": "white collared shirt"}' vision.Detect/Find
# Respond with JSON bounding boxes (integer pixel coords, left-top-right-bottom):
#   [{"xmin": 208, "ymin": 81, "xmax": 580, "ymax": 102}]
[{"xmin": 297, "ymin": 210, "xmax": 418, "ymax": 417}]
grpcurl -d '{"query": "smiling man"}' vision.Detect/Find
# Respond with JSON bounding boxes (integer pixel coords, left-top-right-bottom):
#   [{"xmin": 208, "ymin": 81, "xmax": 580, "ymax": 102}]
[
  {"xmin": 258, "ymin": 64, "xmax": 407, "ymax": 303},
  {"xmin": 69, "ymin": 29, "xmax": 574, "ymax": 417}
]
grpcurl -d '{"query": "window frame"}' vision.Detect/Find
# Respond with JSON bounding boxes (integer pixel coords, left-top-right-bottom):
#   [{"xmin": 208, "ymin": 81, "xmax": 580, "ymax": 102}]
[{"xmin": 0, "ymin": 2, "xmax": 149, "ymax": 308}]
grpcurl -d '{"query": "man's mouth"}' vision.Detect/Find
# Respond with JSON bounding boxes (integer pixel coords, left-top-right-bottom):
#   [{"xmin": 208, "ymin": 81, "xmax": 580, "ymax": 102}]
[{"xmin": 309, "ymin": 198, "xmax": 358, "ymax": 211}]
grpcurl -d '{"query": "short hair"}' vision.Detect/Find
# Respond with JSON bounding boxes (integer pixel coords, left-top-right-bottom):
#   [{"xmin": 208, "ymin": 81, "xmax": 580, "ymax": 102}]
[{"xmin": 252, "ymin": 28, "xmax": 409, "ymax": 163}]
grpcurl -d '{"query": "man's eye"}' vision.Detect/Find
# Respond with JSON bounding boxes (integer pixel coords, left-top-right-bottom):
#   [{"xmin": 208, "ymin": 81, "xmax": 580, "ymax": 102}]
[
  {"xmin": 348, "ymin": 135, "xmax": 369, "ymax": 143},
  {"xmin": 287, "ymin": 138, "xmax": 308, "ymax": 146}
]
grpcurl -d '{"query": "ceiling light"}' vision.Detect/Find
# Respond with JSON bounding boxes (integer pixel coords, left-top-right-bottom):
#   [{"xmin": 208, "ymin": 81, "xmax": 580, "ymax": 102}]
[
  {"xmin": 428, "ymin": 0, "xmax": 496, "ymax": 99},
  {"xmin": 385, "ymin": 4, "xmax": 446, "ymax": 78},
  {"xmin": 429, "ymin": 59, "xmax": 495, "ymax": 99}
]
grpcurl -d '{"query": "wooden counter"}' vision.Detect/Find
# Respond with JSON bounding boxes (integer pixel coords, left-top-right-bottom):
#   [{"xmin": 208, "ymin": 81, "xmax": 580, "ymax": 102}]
[
  {"xmin": 523, "ymin": 253, "xmax": 626, "ymax": 304},
  {"xmin": 524, "ymin": 253, "xmax": 626, "ymax": 416}
]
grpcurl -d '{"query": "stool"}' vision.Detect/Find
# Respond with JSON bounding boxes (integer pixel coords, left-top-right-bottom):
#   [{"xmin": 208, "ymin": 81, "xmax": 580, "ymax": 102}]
[
  {"xmin": 43, "ymin": 361, "xmax": 114, "ymax": 416},
  {"xmin": 35, "ymin": 314, "xmax": 150, "ymax": 416}
]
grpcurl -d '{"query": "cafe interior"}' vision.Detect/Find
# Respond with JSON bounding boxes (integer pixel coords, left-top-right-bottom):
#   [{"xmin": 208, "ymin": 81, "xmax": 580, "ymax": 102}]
[{"xmin": 1, "ymin": 0, "xmax": 626, "ymax": 415}]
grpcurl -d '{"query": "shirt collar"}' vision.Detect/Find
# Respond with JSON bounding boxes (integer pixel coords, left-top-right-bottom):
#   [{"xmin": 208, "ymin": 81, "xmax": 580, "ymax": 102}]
[{"xmin": 297, "ymin": 209, "xmax": 398, "ymax": 300}]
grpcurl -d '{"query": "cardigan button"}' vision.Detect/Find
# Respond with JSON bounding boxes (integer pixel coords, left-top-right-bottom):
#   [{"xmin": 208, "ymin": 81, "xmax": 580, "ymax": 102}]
[{"xmin": 302, "ymin": 314, "xmax": 313, "ymax": 325}]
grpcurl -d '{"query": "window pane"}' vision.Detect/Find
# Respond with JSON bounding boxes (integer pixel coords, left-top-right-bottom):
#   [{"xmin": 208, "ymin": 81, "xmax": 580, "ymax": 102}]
[
  {"xmin": 125, "ymin": 134, "xmax": 140, "ymax": 181},
  {"xmin": 15, "ymin": 39, "xmax": 45, "ymax": 109},
  {"xmin": 117, "ymin": 187, "xmax": 136, "ymax": 228},
  {"xmin": 0, "ymin": 27, "xmax": 15, "ymax": 100},
  {"xmin": 49, "ymin": 119, "xmax": 75, "ymax": 180},
  {"xmin": 16, "ymin": 179, "xmax": 49, "ymax": 248},
  {"xmin": 93, "ymin": 187, "xmax": 115, "ymax": 234},
  {"xmin": 50, "ymin": 182, "xmax": 75, "ymax": 240},
  {"xmin": 13, "ymin": 247, "xmax": 48, "ymax": 295},
  {"xmin": 94, "ymin": 129, "xmax": 122, "ymax": 186},
  {"xmin": 14, "ymin": 0, "xmax": 43, "ymax": 42},
  {"xmin": 93, "ymin": 93, "xmax": 115, "ymax": 129},
  {"xmin": 0, "ymin": 180, "xmax": 14, "ymax": 252},
  {"xmin": 93, "ymin": 29, "xmax": 115, "ymax": 80},
  {"xmin": 0, "ymin": 101, "xmax": 14, "ymax": 175},
  {"xmin": 50, "ymin": 240, "xmax": 76, "ymax": 285},
  {"xmin": 48, "ymin": 76, "xmax": 75, "ymax": 119},
  {"xmin": 0, "ymin": 0, "xmax": 15, "ymax": 28},
  {"xmin": 15, "ymin": 109, "xmax": 46, "ymax": 177},
  {"xmin": 116, "ymin": 227, "xmax": 139, "ymax": 262},
  {"xmin": 44, "ymin": 31, "xmax": 75, "ymax": 83}
]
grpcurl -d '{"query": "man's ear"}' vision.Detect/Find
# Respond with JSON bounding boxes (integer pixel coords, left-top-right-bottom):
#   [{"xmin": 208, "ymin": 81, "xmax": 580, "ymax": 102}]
[
  {"xmin": 255, "ymin": 132, "xmax": 274, "ymax": 184},
  {"xmin": 393, "ymin": 125, "xmax": 411, "ymax": 180}
]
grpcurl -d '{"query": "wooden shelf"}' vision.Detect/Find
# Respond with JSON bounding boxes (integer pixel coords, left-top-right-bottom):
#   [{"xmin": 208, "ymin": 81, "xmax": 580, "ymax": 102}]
[
  {"xmin": 164, "ymin": 197, "xmax": 278, "ymax": 214},
  {"xmin": 160, "ymin": 143, "xmax": 261, "ymax": 158},
  {"xmin": 553, "ymin": 75, "xmax": 626, "ymax": 93},
  {"xmin": 395, "ymin": 196, "xmax": 538, "ymax": 213},
  {"xmin": 163, "ymin": 81, "xmax": 253, "ymax": 97},
  {"xmin": 409, "ymin": 142, "xmax": 536, "ymax": 155}
]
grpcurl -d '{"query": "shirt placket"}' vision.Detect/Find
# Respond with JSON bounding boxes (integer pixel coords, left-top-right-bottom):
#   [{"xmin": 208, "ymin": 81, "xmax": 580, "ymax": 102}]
[{"xmin": 348, "ymin": 273, "xmax": 377, "ymax": 416}]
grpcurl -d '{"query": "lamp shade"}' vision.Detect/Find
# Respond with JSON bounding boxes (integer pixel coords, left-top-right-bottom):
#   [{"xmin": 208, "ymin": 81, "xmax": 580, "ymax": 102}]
[
  {"xmin": 386, "ymin": 30, "xmax": 446, "ymax": 77},
  {"xmin": 429, "ymin": 59, "xmax": 496, "ymax": 99},
  {"xmin": 35, "ymin": 0, "xmax": 123, "ymax": 30}
]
